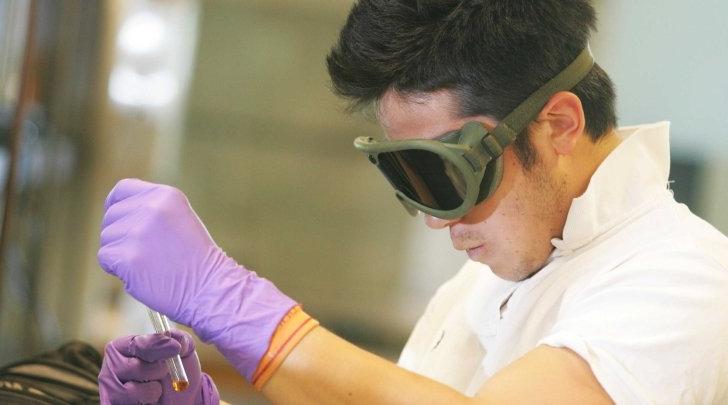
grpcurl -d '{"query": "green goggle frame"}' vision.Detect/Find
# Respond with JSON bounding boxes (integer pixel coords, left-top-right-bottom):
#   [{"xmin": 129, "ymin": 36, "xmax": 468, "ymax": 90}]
[{"xmin": 354, "ymin": 46, "xmax": 595, "ymax": 219}]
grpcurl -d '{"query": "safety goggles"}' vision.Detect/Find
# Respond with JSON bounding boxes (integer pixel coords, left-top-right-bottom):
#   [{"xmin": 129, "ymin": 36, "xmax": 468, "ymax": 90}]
[{"xmin": 354, "ymin": 46, "xmax": 595, "ymax": 219}]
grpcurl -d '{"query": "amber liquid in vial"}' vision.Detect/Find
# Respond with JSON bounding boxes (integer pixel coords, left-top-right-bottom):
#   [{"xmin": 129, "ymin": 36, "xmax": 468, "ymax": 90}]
[
  {"xmin": 172, "ymin": 380, "xmax": 189, "ymax": 392},
  {"xmin": 148, "ymin": 309, "xmax": 190, "ymax": 392}
]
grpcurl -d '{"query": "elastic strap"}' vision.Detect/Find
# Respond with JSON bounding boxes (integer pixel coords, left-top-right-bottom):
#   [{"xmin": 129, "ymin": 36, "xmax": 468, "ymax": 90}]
[
  {"xmin": 251, "ymin": 306, "xmax": 319, "ymax": 390},
  {"xmin": 490, "ymin": 46, "xmax": 595, "ymax": 146}
]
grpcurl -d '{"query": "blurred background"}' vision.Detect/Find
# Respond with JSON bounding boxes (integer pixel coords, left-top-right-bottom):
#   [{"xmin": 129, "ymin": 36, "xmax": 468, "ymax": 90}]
[{"xmin": 0, "ymin": 0, "xmax": 726, "ymax": 403}]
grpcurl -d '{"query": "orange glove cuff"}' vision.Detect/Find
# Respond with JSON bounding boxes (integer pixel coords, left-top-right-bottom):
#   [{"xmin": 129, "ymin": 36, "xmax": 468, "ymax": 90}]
[{"xmin": 251, "ymin": 305, "xmax": 319, "ymax": 390}]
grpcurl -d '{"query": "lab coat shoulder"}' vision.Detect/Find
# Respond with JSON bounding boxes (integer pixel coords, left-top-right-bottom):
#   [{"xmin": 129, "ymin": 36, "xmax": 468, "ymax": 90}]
[{"xmin": 541, "ymin": 210, "xmax": 728, "ymax": 404}]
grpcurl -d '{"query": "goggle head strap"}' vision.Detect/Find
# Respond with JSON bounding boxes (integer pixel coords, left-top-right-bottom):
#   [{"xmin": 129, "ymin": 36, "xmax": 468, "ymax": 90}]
[
  {"xmin": 468, "ymin": 46, "xmax": 595, "ymax": 204},
  {"xmin": 488, "ymin": 46, "xmax": 596, "ymax": 148}
]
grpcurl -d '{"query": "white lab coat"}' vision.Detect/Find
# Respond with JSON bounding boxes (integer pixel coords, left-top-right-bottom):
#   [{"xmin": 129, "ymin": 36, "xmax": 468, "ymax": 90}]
[{"xmin": 398, "ymin": 122, "xmax": 728, "ymax": 404}]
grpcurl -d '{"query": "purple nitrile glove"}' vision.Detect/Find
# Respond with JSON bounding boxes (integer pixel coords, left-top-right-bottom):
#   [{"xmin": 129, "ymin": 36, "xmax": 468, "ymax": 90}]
[
  {"xmin": 97, "ymin": 178, "xmax": 297, "ymax": 382},
  {"xmin": 98, "ymin": 330, "xmax": 219, "ymax": 405}
]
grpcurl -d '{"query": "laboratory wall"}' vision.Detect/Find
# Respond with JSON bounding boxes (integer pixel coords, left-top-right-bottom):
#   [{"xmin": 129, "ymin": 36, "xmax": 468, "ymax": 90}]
[
  {"xmin": 592, "ymin": 0, "xmax": 728, "ymax": 229},
  {"xmin": 177, "ymin": 0, "xmax": 464, "ymax": 354}
]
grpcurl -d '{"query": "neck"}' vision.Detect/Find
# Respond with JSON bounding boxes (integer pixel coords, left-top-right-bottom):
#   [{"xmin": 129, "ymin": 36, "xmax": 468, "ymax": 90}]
[{"xmin": 572, "ymin": 130, "xmax": 622, "ymax": 198}]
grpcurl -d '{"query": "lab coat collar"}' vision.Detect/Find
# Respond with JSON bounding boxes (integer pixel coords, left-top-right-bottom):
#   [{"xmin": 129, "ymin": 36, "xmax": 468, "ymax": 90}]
[{"xmin": 550, "ymin": 121, "xmax": 672, "ymax": 254}]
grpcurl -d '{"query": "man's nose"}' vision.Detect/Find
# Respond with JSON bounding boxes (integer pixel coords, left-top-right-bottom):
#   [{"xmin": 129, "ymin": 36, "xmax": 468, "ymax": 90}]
[{"xmin": 424, "ymin": 214, "xmax": 459, "ymax": 229}]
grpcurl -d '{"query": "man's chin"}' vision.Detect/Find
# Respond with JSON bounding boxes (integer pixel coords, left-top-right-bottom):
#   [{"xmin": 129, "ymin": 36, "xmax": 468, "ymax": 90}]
[
  {"xmin": 490, "ymin": 267, "xmax": 525, "ymax": 282},
  {"xmin": 468, "ymin": 249, "xmax": 513, "ymax": 280},
  {"xmin": 465, "ymin": 244, "xmax": 486, "ymax": 261},
  {"xmin": 490, "ymin": 260, "xmax": 546, "ymax": 282},
  {"xmin": 462, "ymin": 245, "xmax": 540, "ymax": 281}
]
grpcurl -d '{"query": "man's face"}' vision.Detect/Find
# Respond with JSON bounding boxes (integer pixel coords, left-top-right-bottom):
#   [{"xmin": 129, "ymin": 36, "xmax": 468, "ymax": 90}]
[{"xmin": 378, "ymin": 90, "xmax": 570, "ymax": 281}]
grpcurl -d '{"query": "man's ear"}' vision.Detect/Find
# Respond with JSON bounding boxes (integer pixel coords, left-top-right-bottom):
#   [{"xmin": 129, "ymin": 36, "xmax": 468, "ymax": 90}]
[{"xmin": 536, "ymin": 91, "xmax": 586, "ymax": 155}]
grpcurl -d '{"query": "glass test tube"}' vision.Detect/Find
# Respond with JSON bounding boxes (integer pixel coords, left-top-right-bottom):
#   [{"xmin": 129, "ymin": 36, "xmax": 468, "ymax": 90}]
[{"xmin": 147, "ymin": 309, "xmax": 190, "ymax": 392}]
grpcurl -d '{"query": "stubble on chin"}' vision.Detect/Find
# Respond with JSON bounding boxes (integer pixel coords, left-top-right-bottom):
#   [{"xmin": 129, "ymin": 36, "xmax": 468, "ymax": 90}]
[
  {"xmin": 494, "ymin": 161, "xmax": 568, "ymax": 281},
  {"xmin": 487, "ymin": 248, "xmax": 546, "ymax": 282}
]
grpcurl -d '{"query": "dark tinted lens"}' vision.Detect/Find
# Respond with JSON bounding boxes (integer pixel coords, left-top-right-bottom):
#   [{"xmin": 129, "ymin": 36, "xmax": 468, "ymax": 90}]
[{"xmin": 375, "ymin": 149, "xmax": 466, "ymax": 210}]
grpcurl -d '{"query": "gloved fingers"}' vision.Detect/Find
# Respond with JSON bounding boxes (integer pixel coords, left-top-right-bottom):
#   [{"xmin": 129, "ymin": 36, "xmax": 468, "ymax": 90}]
[
  {"xmin": 98, "ymin": 208, "xmax": 149, "ymax": 275},
  {"xmin": 99, "ymin": 220, "xmax": 128, "ymax": 247},
  {"xmin": 99, "ymin": 205, "xmax": 148, "ymax": 247},
  {"xmin": 120, "ymin": 380, "xmax": 163, "ymax": 404},
  {"xmin": 101, "ymin": 189, "xmax": 154, "ymax": 229},
  {"xmin": 172, "ymin": 329, "xmax": 204, "ymax": 377},
  {"xmin": 117, "ymin": 334, "xmax": 182, "ymax": 363},
  {"xmin": 104, "ymin": 178, "xmax": 158, "ymax": 211},
  {"xmin": 168, "ymin": 329, "xmax": 196, "ymax": 358},
  {"xmin": 111, "ymin": 356, "xmax": 171, "ymax": 383},
  {"xmin": 104, "ymin": 335, "xmax": 179, "ymax": 382},
  {"xmin": 97, "ymin": 244, "xmax": 121, "ymax": 277}
]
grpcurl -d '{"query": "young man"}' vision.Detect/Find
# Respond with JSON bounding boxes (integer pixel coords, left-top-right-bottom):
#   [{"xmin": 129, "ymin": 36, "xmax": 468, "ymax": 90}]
[{"xmin": 97, "ymin": 1, "xmax": 728, "ymax": 403}]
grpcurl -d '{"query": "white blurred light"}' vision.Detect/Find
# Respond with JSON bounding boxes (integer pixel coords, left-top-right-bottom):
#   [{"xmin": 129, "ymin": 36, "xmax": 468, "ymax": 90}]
[
  {"xmin": 117, "ymin": 10, "xmax": 167, "ymax": 56},
  {"xmin": 108, "ymin": 66, "xmax": 179, "ymax": 108}
]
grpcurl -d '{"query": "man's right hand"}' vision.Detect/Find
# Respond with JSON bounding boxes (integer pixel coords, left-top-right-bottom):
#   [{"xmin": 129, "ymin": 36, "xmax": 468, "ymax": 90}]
[
  {"xmin": 97, "ymin": 178, "xmax": 235, "ymax": 324},
  {"xmin": 97, "ymin": 179, "xmax": 299, "ymax": 382}
]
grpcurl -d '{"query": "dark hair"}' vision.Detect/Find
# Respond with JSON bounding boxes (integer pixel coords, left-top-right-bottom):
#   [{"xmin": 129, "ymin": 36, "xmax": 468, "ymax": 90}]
[{"xmin": 326, "ymin": 0, "xmax": 617, "ymax": 168}]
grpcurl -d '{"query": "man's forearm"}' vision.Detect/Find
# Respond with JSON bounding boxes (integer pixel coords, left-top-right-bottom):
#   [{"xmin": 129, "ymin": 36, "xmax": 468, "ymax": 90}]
[{"xmin": 262, "ymin": 327, "xmax": 474, "ymax": 404}]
